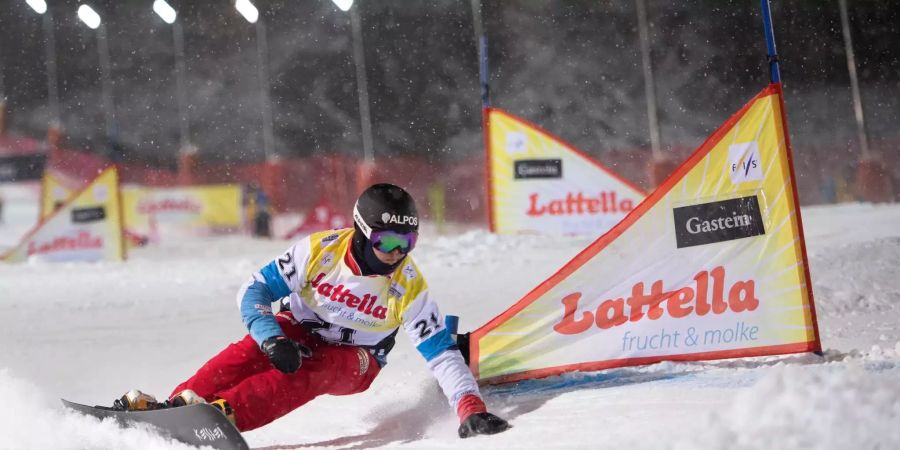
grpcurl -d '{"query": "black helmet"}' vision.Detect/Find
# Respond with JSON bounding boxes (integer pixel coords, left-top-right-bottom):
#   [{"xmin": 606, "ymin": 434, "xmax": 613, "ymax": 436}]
[{"xmin": 353, "ymin": 183, "xmax": 419, "ymax": 237}]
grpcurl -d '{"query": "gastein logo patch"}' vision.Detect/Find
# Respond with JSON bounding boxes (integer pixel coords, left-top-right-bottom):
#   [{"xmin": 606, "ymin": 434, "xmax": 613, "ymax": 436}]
[{"xmin": 673, "ymin": 195, "xmax": 765, "ymax": 248}]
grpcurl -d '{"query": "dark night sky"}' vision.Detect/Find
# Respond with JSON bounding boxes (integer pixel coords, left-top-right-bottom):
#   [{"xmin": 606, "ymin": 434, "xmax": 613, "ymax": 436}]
[{"xmin": 1, "ymin": 0, "xmax": 898, "ymax": 168}]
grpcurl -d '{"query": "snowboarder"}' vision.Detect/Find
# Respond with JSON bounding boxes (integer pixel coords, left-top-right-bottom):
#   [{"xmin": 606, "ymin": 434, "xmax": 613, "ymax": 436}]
[{"xmin": 117, "ymin": 183, "xmax": 510, "ymax": 438}]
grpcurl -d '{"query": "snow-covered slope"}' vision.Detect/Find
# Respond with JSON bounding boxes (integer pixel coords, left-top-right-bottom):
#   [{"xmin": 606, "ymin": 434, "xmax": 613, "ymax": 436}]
[{"xmin": 1, "ymin": 202, "xmax": 899, "ymax": 450}]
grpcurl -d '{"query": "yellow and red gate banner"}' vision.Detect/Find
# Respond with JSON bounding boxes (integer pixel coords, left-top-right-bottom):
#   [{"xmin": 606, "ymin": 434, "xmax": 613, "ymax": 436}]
[
  {"xmin": 41, "ymin": 170, "xmax": 149, "ymax": 248},
  {"xmin": 122, "ymin": 184, "xmax": 243, "ymax": 236},
  {"xmin": 471, "ymin": 84, "xmax": 820, "ymax": 384},
  {"xmin": 486, "ymin": 107, "xmax": 645, "ymax": 235},
  {"xmin": 2, "ymin": 166, "xmax": 125, "ymax": 263}
]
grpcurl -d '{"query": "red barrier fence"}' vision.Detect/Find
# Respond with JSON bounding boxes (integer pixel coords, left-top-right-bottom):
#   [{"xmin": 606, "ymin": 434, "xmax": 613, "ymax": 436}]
[{"xmin": 2, "ymin": 132, "xmax": 897, "ymax": 225}]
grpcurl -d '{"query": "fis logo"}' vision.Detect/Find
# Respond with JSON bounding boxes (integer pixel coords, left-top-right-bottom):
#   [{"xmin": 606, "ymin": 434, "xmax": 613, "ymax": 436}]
[
  {"xmin": 728, "ymin": 142, "xmax": 763, "ymax": 184},
  {"xmin": 505, "ymin": 131, "xmax": 527, "ymax": 154},
  {"xmin": 320, "ymin": 252, "xmax": 334, "ymax": 267}
]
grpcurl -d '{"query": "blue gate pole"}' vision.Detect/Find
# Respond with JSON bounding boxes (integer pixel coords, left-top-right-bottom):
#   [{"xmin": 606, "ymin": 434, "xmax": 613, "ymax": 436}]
[
  {"xmin": 470, "ymin": 0, "xmax": 490, "ymax": 108},
  {"xmin": 445, "ymin": 315, "xmax": 460, "ymax": 334},
  {"xmin": 760, "ymin": 0, "xmax": 782, "ymax": 83},
  {"xmin": 479, "ymin": 36, "xmax": 491, "ymax": 108}
]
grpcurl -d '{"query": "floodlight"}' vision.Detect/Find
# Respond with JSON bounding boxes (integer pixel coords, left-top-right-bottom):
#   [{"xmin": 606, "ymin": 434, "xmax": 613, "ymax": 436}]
[
  {"xmin": 235, "ymin": 0, "xmax": 259, "ymax": 24},
  {"xmin": 77, "ymin": 4, "xmax": 101, "ymax": 29},
  {"xmin": 26, "ymin": 0, "xmax": 48, "ymax": 14},
  {"xmin": 153, "ymin": 0, "xmax": 177, "ymax": 24},
  {"xmin": 331, "ymin": 0, "xmax": 353, "ymax": 12}
]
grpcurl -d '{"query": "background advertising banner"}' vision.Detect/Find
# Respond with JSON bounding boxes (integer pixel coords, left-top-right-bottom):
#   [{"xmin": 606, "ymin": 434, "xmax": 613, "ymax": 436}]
[
  {"xmin": 122, "ymin": 184, "xmax": 243, "ymax": 235},
  {"xmin": 486, "ymin": 108, "xmax": 645, "ymax": 235},
  {"xmin": 472, "ymin": 85, "xmax": 820, "ymax": 384},
  {"xmin": 0, "ymin": 154, "xmax": 47, "ymax": 182},
  {"xmin": 2, "ymin": 166, "xmax": 125, "ymax": 263}
]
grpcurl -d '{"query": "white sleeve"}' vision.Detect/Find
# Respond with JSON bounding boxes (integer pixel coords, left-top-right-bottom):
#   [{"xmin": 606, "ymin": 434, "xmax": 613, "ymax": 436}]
[
  {"xmin": 245, "ymin": 237, "xmax": 312, "ymax": 302},
  {"xmin": 235, "ymin": 237, "xmax": 313, "ymax": 344},
  {"xmin": 426, "ymin": 350, "xmax": 483, "ymax": 410},
  {"xmin": 269, "ymin": 238, "xmax": 313, "ymax": 293},
  {"xmin": 402, "ymin": 292, "xmax": 482, "ymax": 410}
]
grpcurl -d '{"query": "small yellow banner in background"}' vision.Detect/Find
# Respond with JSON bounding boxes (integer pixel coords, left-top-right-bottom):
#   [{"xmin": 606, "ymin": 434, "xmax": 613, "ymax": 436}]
[
  {"xmin": 122, "ymin": 184, "xmax": 243, "ymax": 236},
  {"xmin": 487, "ymin": 108, "xmax": 645, "ymax": 235}
]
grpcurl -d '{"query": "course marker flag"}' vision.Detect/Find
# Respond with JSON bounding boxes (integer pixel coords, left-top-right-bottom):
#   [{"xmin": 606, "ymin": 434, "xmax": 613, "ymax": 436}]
[
  {"xmin": 486, "ymin": 108, "xmax": 645, "ymax": 235},
  {"xmin": 282, "ymin": 200, "xmax": 349, "ymax": 241},
  {"xmin": 2, "ymin": 166, "xmax": 126, "ymax": 263},
  {"xmin": 471, "ymin": 84, "xmax": 820, "ymax": 384},
  {"xmin": 40, "ymin": 169, "xmax": 79, "ymax": 218},
  {"xmin": 41, "ymin": 170, "xmax": 149, "ymax": 247}
]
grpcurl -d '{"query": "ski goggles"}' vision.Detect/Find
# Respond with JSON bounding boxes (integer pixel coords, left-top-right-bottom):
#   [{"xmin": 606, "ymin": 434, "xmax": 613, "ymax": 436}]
[{"xmin": 370, "ymin": 229, "xmax": 418, "ymax": 254}]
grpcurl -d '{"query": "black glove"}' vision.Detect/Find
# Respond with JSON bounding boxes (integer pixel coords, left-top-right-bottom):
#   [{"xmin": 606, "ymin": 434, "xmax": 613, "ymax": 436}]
[
  {"xmin": 261, "ymin": 336, "xmax": 312, "ymax": 374},
  {"xmin": 458, "ymin": 412, "xmax": 511, "ymax": 438}
]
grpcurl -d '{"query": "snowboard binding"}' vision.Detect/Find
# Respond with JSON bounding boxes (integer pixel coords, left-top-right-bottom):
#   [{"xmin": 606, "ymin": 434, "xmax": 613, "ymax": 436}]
[
  {"xmin": 112, "ymin": 389, "xmax": 235, "ymax": 426},
  {"xmin": 112, "ymin": 389, "xmax": 166, "ymax": 411}
]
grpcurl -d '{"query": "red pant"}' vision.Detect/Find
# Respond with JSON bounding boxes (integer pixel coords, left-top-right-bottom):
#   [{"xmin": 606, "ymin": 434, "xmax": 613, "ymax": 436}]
[{"xmin": 171, "ymin": 312, "xmax": 380, "ymax": 431}]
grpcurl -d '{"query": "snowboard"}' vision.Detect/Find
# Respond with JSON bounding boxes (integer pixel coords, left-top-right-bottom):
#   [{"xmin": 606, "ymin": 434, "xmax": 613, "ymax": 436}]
[{"xmin": 61, "ymin": 399, "xmax": 249, "ymax": 450}]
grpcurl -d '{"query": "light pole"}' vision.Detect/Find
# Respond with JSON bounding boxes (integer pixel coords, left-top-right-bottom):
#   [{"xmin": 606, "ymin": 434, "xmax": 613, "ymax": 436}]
[
  {"xmin": 837, "ymin": 0, "xmax": 869, "ymax": 158},
  {"xmin": 77, "ymin": 4, "xmax": 116, "ymax": 157},
  {"xmin": 836, "ymin": 0, "xmax": 892, "ymax": 202},
  {"xmin": 0, "ymin": 61, "xmax": 6, "ymax": 137},
  {"xmin": 332, "ymin": 0, "xmax": 374, "ymax": 164},
  {"xmin": 635, "ymin": 0, "xmax": 660, "ymax": 157},
  {"xmin": 235, "ymin": 0, "xmax": 275, "ymax": 161},
  {"xmin": 152, "ymin": 0, "xmax": 192, "ymax": 153},
  {"xmin": 635, "ymin": 0, "xmax": 673, "ymax": 188},
  {"xmin": 25, "ymin": 0, "xmax": 61, "ymax": 127}
]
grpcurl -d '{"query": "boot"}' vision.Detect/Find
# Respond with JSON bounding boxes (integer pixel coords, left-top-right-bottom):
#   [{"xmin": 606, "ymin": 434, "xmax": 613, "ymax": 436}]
[
  {"xmin": 113, "ymin": 389, "xmax": 164, "ymax": 411},
  {"xmin": 169, "ymin": 389, "xmax": 207, "ymax": 407},
  {"xmin": 210, "ymin": 398, "xmax": 236, "ymax": 427}
]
